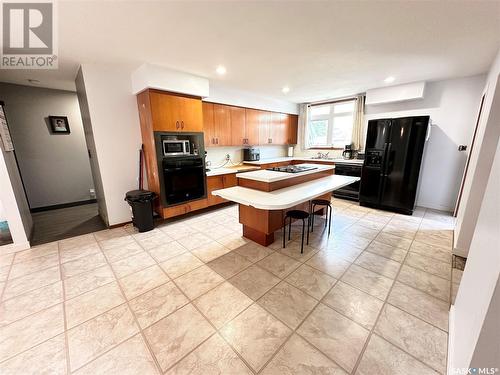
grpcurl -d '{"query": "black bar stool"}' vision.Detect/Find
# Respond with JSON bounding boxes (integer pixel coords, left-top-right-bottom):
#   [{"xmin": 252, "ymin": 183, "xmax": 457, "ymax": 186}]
[
  {"xmin": 283, "ymin": 210, "xmax": 309, "ymax": 253},
  {"xmin": 310, "ymin": 199, "xmax": 332, "ymax": 236}
]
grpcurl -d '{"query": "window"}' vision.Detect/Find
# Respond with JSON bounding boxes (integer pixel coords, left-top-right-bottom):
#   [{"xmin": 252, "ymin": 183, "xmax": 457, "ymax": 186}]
[{"xmin": 307, "ymin": 99, "xmax": 355, "ymax": 148}]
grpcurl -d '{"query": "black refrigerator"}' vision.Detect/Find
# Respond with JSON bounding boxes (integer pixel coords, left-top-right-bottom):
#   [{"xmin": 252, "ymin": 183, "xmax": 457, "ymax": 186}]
[{"xmin": 359, "ymin": 116, "xmax": 429, "ymax": 215}]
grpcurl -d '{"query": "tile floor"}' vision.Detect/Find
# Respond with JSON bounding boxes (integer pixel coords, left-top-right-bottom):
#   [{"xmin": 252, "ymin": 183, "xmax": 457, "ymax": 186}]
[{"xmin": 0, "ymin": 198, "xmax": 458, "ymax": 374}]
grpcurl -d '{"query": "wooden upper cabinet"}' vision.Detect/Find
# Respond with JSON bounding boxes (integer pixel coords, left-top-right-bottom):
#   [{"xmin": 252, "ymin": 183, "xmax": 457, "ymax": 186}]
[
  {"xmin": 149, "ymin": 90, "xmax": 203, "ymax": 132},
  {"xmin": 258, "ymin": 110, "xmax": 272, "ymax": 145},
  {"xmin": 202, "ymin": 102, "xmax": 215, "ymax": 146},
  {"xmin": 270, "ymin": 112, "xmax": 287, "ymax": 145},
  {"xmin": 213, "ymin": 104, "xmax": 231, "ymax": 146},
  {"xmin": 287, "ymin": 114, "xmax": 299, "ymax": 144},
  {"xmin": 245, "ymin": 108, "xmax": 261, "ymax": 146},
  {"xmin": 230, "ymin": 106, "xmax": 246, "ymax": 145}
]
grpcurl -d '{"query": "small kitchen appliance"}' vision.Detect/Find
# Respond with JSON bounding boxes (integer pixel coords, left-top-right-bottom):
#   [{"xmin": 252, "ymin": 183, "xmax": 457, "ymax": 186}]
[
  {"xmin": 162, "ymin": 139, "xmax": 190, "ymax": 157},
  {"xmin": 342, "ymin": 144, "xmax": 353, "ymax": 160},
  {"xmin": 243, "ymin": 147, "xmax": 260, "ymax": 161}
]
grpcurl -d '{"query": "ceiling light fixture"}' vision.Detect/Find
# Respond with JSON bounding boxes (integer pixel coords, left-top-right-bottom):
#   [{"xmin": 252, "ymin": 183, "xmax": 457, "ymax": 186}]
[
  {"xmin": 282, "ymin": 86, "xmax": 290, "ymax": 94},
  {"xmin": 384, "ymin": 76, "xmax": 395, "ymax": 84},
  {"xmin": 216, "ymin": 65, "xmax": 226, "ymax": 75}
]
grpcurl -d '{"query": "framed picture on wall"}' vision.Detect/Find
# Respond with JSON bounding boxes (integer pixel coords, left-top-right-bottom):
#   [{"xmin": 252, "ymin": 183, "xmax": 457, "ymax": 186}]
[{"xmin": 49, "ymin": 116, "xmax": 70, "ymax": 134}]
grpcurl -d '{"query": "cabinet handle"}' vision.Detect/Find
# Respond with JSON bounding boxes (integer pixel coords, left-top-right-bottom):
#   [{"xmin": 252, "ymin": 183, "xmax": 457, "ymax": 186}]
[
  {"xmin": 216, "ymin": 138, "xmax": 219, "ymax": 144},
  {"xmin": 176, "ymin": 121, "xmax": 179, "ymax": 129},
  {"xmin": 181, "ymin": 121, "xmax": 184, "ymax": 129}
]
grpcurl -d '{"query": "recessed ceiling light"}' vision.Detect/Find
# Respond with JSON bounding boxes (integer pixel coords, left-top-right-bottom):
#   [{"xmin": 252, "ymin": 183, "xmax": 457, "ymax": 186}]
[
  {"xmin": 282, "ymin": 86, "xmax": 290, "ymax": 94},
  {"xmin": 27, "ymin": 79, "xmax": 40, "ymax": 84},
  {"xmin": 216, "ymin": 65, "xmax": 226, "ymax": 75},
  {"xmin": 384, "ymin": 76, "xmax": 395, "ymax": 84}
]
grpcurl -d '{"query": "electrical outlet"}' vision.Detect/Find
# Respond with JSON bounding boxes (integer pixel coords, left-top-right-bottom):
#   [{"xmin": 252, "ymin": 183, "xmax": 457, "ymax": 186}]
[
  {"xmin": 89, "ymin": 189, "xmax": 96, "ymax": 198},
  {"xmin": 225, "ymin": 154, "xmax": 230, "ymax": 161}
]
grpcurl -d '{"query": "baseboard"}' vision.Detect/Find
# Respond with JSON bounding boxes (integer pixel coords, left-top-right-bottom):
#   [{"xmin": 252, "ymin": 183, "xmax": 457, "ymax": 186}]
[
  {"xmin": 447, "ymin": 304, "xmax": 455, "ymax": 375},
  {"xmin": 30, "ymin": 199, "xmax": 97, "ymax": 213}
]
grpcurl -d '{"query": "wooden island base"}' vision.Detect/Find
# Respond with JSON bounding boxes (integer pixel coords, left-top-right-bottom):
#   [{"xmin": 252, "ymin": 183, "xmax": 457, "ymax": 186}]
[{"xmin": 238, "ymin": 192, "xmax": 331, "ymax": 246}]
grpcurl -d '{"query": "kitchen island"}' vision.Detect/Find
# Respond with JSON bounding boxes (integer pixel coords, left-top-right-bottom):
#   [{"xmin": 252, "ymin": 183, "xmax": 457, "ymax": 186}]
[{"xmin": 212, "ymin": 164, "xmax": 359, "ymax": 246}]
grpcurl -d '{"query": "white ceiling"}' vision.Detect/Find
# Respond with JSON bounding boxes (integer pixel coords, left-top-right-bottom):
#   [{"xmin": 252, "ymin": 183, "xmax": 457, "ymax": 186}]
[{"xmin": 1, "ymin": 1, "xmax": 499, "ymax": 103}]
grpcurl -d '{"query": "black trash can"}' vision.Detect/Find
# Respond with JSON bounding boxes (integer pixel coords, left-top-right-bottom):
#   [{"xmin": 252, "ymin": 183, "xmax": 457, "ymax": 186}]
[{"xmin": 125, "ymin": 190, "xmax": 156, "ymax": 232}]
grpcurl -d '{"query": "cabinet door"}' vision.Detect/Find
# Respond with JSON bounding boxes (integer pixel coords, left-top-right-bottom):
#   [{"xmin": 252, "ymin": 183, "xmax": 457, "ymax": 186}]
[
  {"xmin": 286, "ymin": 114, "xmax": 298, "ymax": 144},
  {"xmin": 259, "ymin": 110, "xmax": 272, "ymax": 145},
  {"xmin": 222, "ymin": 173, "xmax": 237, "ymax": 188},
  {"xmin": 270, "ymin": 112, "xmax": 287, "ymax": 145},
  {"xmin": 245, "ymin": 108, "xmax": 261, "ymax": 146},
  {"xmin": 230, "ymin": 106, "xmax": 246, "ymax": 146},
  {"xmin": 150, "ymin": 91, "xmax": 203, "ymax": 132},
  {"xmin": 203, "ymin": 102, "xmax": 216, "ymax": 147},
  {"xmin": 206, "ymin": 176, "xmax": 226, "ymax": 205},
  {"xmin": 213, "ymin": 104, "xmax": 231, "ymax": 146}
]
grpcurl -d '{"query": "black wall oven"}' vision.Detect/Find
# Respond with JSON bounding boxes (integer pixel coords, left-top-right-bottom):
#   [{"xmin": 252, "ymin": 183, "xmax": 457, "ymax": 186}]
[
  {"xmin": 162, "ymin": 156, "xmax": 206, "ymax": 206},
  {"xmin": 333, "ymin": 163, "xmax": 362, "ymax": 201}
]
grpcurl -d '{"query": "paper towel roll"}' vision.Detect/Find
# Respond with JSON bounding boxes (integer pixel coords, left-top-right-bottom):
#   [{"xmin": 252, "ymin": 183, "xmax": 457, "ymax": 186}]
[{"xmin": 288, "ymin": 146, "xmax": 294, "ymax": 157}]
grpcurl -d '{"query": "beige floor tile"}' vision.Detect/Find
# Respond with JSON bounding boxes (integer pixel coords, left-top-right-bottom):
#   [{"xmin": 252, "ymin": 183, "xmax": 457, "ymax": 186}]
[
  {"xmin": 341, "ymin": 265, "xmax": 393, "ymax": 300},
  {"xmin": 306, "ymin": 252, "xmax": 351, "ymax": 278},
  {"xmin": 388, "ymin": 281, "xmax": 449, "ymax": 331},
  {"xmin": 65, "ymin": 282, "xmax": 125, "ymax": 328},
  {"xmin": 2, "ymin": 265, "xmax": 60, "ymax": 300},
  {"xmin": 132, "ymin": 228, "xmax": 167, "ymax": 241},
  {"xmin": 191, "ymin": 241, "xmax": 232, "ymax": 263},
  {"xmin": 204, "ymin": 225, "xmax": 235, "ymax": 241},
  {"xmin": 0, "ymin": 303, "xmax": 64, "ymax": 362},
  {"xmin": 375, "ymin": 304, "xmax": 447, "ymax": 373},
  {"xmin": 344, "ymin": 224, "xmax": 380, "ymax": 240},
  {"xmin": 175, "ymin": 264, "xmax": 224, "ymax": 299},
  {"xmin": 220, "ymin": 303, "xmax": 291, "ymax": 372},
  {"xmin": 217, "ymin": 232, "xmax": 248, "ymax": 250},
  {"xmin": 0, "ymin": 281, "xmax": 62, "ymax": 327},
  {"xmin": 144, "ymin": 303, "xmax": 214, "ymax": 371},
  {"xmin": 111, "ymin": 251, "xmax": 156, "ymax": 278},
  {"xmin": 258, "ymin": 281, "xmax": 318, "ymax": 329},
  {"xmin": 365, "ymin": 241, "xmax": 407, "ymax": 262},
  {"xmin": 355, "ymin": 251, "xmax": 401, "ymax": 279},
  {"xmin": 0, "ymin": 253, "xmax": 14, "ymax": 268},
  {"xmin": 207, "ymin": 251, "xmax": 252, "ymax": 279},
  {"xmin": 0, "ymin": 265, "xmax": 10, "ymax": 282},
  {"xmin": 60, "ymin": 242, "xmax": 101, "ymax": 264},
  {"xmin": 381, "ymin": 224, "xmax": 417, "ymax": 240},
  {"xmin": 331, "ymin": 232, "xmax": 372, "ymax": 250},
  {"xmin": 64, "ymin": 265, "xmax": 115, "ymax": 299},
  {"xmin": 257, "ymin": 252, "xmax": 301, "ymax": 278},
  {"xmin": 323, "ymin": 281, "xmax": 384, "ymax": 329},
  {"xmin": 61, "ymin": 252, "xmax": 107, "ymax": 279},
  {"xmin": 276, "ymin": 239, "xmax": 319, "ymax": 261},
  {"xmin": 375, "ymin": 232, "xmax": 413, "ymax": 250},
  {"xmin": 397, "ymin": 265, "xmax": 450, "ymax": 302},
  {"xmin": 261, "ymin": 334, "xmax": 347, "ymax": 375},
  {"xmin": 67, "ymin": 303, "xmax": 138, "ymax": 371},
  {"xmin": 59, "ymin": 234, "xmax": 96, "ymax": 252},
  {"xmin": 160, "ymin": 252, "xmax": 203, "ymax": 279},
  {"xmin": 166, "ymin": 333, "xmax": 252, "ymax": 375},
  {"xmin": 452, "ymin": 268, "xmax": 463, "ymax": 284},
  {"xmin": 13, "ymin": 242, "xmax": 58, "ymax": 264},
  {"xmin": 177, "ymin": 232, "xmax": 213, "ymax": 251},
  {"xmin": 322, "ymin": 243, "xmax": 364, "ymax": 262},
  {"xmin": 194, "ymin": 282, "xmax": 253, "ymax": 329},
  {"xmin": 235, "ymin": 242, "xmax": 274, "ymax": 262},
  {"xmin": 229, "ymin": 265, "xmax": 280, "ymax": 300},
  {"xmin": 0, "ymin": 334, "xmax": 66, "ymax": 375},
  {"xmin": 297, "ymin": 303, "xmax": 369, "ymax": 372},
  {"xmin": 93, "ymin": 227, "xmax": 129, "ymax": 242},
  {"xmin": 451, "ymin": 282, "xmax": 460, "ymax": 304},
  {"xmin": 136, "ymin": 232, "xmax": 174, "ymax": 250},
  {"xmin": 356, "ymin": 334, "xmax": 440, "ymax": 375},
  {"xmin": 159, "ymin": 222, "xmax": 199, "ymax": 241},
  {"xmin": 98, "ymin": 234, "xmax": 135, "ymax": 249},
  {"xmin": 74, "ymin": 334, "xmax": 158, "ymax": 375},
  {"xmin": 119, "ymin": 265, "xmax": 169, "ymax": 300},
  {"xmin": 357, "ymin": 218, "xmax": 386, "ymax": 231},
  {"xmin": 102, "ymin": 241, "xmax": 144, "ymax": 263},
  {"xmin": 415, "ymin": 230, "xmax": 452, "ymax": 249},
  {"xmin": 409, "ymin": 241, "xmax": 451, "ymax": 263},
  {"xmin": 149, "ymin": 241, "xmax": 188, "ymax": 262},
  {"xmin": 129, "ymin": 281, "xmax": 188, "ymax": 329},
  {"xmin": 405, "ymin": 252, "xmax": 451, "ymax": 280},
  {"xmin": 8, "ymin": 252, "xmax": 59, "ymax": 279},
  {"xmin": 285, "ymin": 264, "xmax": 336, "ymax": 300}
]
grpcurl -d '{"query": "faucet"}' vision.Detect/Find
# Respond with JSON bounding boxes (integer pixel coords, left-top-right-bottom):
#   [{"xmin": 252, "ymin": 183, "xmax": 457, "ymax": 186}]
[{"xmin": 316, "ymin": 152, "xmax": 330, "ymax": 159}]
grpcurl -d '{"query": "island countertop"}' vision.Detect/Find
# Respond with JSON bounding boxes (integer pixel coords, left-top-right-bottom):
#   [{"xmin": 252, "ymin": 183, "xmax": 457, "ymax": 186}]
[
  {"xmin": 212, "ymin": 175, "xmax": 359, "ymax": 210},
  {"xmin": 236, "ymin": 163, "xmax": 335, "ymax": 183}
]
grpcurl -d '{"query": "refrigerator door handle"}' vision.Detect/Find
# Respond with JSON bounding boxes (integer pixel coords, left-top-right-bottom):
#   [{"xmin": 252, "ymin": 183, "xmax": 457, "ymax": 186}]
[
  {"xmin": 425, "ymin": 122, "xmax": 432, "ymax": 142},
  {"xmin": 382, "ymin": 142, "xmax": 392, "ymax": 176}
]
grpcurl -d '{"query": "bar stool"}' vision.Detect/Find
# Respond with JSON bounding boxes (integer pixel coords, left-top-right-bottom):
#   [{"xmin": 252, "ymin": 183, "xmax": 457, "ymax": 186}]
[
  {"xmin": 309, "ymin": 199, "xmax": 333, "ymax": 236},
  {"xmin": 283, "ymin": 210, "xmax": 310, "ymax": 253}
]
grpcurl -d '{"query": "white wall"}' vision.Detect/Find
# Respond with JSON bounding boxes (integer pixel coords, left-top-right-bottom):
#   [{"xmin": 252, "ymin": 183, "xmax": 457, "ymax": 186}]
[
  {"xmin": 455, "ymin": 49, "xmax": 500, "ymax": 257},
  {"xmin": 363, "ymin": 74, "xmax": 486, "ymax": 211},
  {"xmin": 0, "ymin": 83, "xmax": 94, "ymax": 209},
  {"xmin": 449, "ymin": 139, "xmax": 500, "ymax": 372},
  {"xmin": 77, "ymin": 64, "xmax": 142, "ymax": 226}
]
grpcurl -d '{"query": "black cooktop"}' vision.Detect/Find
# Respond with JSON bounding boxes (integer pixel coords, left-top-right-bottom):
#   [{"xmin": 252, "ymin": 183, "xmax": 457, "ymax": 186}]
[{"xmin": 266, "ymin": 165, "xmax": 318, "ymax": 173}]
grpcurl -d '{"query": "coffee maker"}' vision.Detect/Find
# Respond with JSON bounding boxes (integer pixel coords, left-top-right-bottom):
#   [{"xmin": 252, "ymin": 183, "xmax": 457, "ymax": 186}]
[{"xmin": 342, "ymin": 144, "xmax": 353, "ymax": 160}]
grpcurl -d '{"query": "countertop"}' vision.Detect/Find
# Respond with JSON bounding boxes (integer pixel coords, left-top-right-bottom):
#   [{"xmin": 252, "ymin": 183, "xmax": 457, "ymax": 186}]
[
  {"xmin": 212, "ymin": 175, "xmax": 360, "ymax": 210},
  {"xmin": 236, "ymin": 163, "xmax": 335, "ymax": 183},
  {"xmin": 242, "ymin": 156, "xmax": 364, "ymax": 165},
  {"xmin": 206, "ymin": 165, "xmax": 260, "ymax": 177}
]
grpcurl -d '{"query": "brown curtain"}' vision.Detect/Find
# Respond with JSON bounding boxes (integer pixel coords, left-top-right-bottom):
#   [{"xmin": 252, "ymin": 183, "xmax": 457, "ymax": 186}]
[{"xmin": 351, "ymin": 95, "xmax": 365, "ymax": 150}]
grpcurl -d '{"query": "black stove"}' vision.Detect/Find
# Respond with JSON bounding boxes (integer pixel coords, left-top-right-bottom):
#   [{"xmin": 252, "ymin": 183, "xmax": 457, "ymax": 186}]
[{"xmin": 267, "ymin": 165, "xmax": 318, "ymax": 173}]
